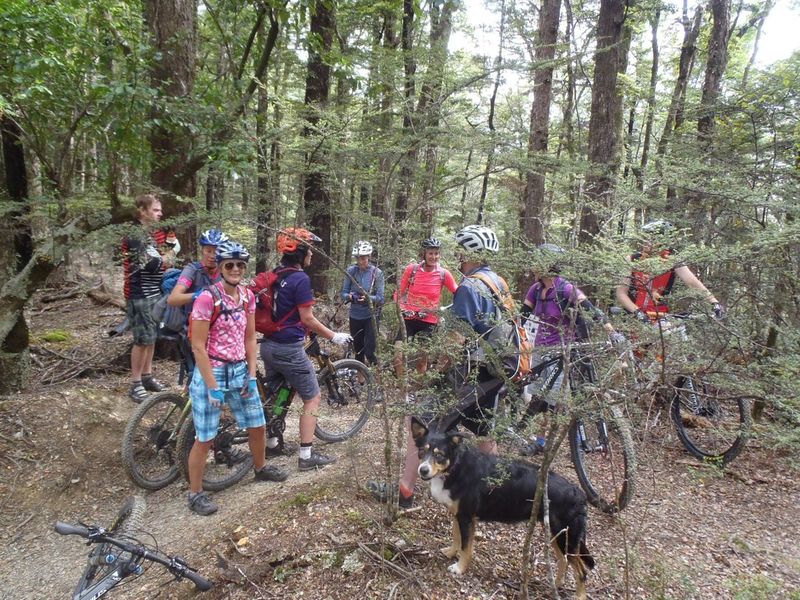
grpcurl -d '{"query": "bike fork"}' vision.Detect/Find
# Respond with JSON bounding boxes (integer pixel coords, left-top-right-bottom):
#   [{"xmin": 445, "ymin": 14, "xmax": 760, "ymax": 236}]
[
  {"xmin": 577, "ymin": 419, "xmax": 609, "ymax": 453},
  {"xmin": 683, "ymin": 378, "xmax": 701, "ymax": 414}
]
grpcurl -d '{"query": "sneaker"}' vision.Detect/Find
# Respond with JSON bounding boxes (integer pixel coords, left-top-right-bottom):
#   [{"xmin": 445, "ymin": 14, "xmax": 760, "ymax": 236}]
[
  {"xmin": 254, "ymin": 464, "xmax": 289, "ymax": 482},
  {"xmin": 520, "ymin": 437, "xmax": 547, "ymax": 457},
  {"xmin": 298, "ymin": 451, "xmax": 336, "ymax": 471},
  {"xmin": 365, "ymin": 480, "xmax": 414, "ymax": 509},
  {"xmin": 266, "ymin": 442, "xmax": 298, "ymax": 458},
  {"xmin": 188, "ymin": 491, "xmax": 218, "ymax": 516},
  {"xmin": 141, "ymin": 375, "xmax": 164, "ymax": 393},
  {"xmin": 128, "ymin": 383, "xmax": 149, "ymax": 404}
]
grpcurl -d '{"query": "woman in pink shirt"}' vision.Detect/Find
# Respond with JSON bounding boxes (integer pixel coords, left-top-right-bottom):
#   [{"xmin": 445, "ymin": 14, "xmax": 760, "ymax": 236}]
[{"xmin": 393, "ymin": 237, "xmax": 457, "ymax": 377}]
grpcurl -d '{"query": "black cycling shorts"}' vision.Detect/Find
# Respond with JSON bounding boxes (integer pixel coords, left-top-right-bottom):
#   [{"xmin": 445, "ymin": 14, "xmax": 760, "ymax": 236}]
[{"xmin": 394, "ymin": 318, "xmax": 435, "ymax": 342}]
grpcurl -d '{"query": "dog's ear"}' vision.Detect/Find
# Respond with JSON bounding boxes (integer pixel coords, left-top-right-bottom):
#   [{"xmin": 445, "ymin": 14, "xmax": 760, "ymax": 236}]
[{"xmin": 410, "ymin": 417, "xmax": 428, "ymax": 444}]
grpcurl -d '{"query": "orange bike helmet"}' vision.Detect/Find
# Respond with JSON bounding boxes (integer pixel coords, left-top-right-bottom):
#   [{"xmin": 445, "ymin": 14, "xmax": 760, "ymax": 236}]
[{"xmin": 276, "ymin": 227, "xmax": 322, "ymax": 253}]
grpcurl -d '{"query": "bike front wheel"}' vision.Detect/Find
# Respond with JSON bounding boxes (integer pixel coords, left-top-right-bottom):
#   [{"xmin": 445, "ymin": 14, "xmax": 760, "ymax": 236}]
[
  {"xmin": 314, "ymin": 358, "xmax": 376, "ymax": 443},
  {"xmin": 122, "ymin": 392, "xmax": 187, "ymax": 490},
  {"xmin": 570, "ymin": 402, "xmax": 636, "ymax": 514},
  {"xmin": 671, "ymin": 377, "xmax": 751, "ymax": 466},
  {"xmin": 176, "ymin": 412, "xmax": 253, "ymax": 492},
  {"xmin": 74, "ymin": 496, "xmax": 146, "ymax": 596}
]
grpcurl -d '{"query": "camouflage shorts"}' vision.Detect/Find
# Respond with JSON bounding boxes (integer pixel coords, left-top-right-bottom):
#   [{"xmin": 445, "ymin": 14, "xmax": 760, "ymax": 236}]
[{"xmin": 126, "ymin": 296, "xmax": 160, "ymax": 345}]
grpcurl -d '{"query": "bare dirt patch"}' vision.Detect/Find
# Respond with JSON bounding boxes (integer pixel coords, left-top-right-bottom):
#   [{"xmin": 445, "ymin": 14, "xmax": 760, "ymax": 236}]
[{"xmin": 1, "ymin": 295, "xmax": 798, "ymax": 599}]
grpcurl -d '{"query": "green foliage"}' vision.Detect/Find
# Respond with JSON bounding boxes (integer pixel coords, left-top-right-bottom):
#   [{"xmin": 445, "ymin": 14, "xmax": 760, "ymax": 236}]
[
  {"xmin": 38, "ymin": 330, "xmax": 72, "ymax": 343},
  {"xmin": 727, "ymin": 574, "xmax": 785, "ymax": 599}
]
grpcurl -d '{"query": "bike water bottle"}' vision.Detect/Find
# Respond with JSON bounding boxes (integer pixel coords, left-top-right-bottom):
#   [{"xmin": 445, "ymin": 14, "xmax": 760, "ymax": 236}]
[{"xmin": 273, "ymin": 385, "xmax": 291, "ymax": 417}]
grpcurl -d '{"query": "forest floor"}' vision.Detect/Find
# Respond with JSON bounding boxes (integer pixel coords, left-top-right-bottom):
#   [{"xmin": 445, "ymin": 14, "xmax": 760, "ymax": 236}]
[{"xmin": 0, "ymin": 291, "xmax": 799, "ymax": 600}]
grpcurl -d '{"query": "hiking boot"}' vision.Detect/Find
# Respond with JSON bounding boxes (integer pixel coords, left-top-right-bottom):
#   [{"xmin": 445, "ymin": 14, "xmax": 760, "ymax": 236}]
[
  {"xmin": 365, "ymin": 480, "xmax": 414, "ymax": 509},
  {"xmin": 254, "ymin": 464, "xmax": 289, "ymax": 482},
  {"xmin": 142, "ymin": 375, "xmax": 165, "ymax": 392},
  {"xmin": 266, "ymin": 442, "xmax": 298, "ymax": 458},
  {"xmin": 298, "ymin": 451, "xmax": 336, "ymax": 471},
  {"xmin": 128, "ymin": 383, "xmax": 149, "ymax": 404},
  {"xmin": 188, "ymin": 491, "xmax": 218, "ymax": 516}
]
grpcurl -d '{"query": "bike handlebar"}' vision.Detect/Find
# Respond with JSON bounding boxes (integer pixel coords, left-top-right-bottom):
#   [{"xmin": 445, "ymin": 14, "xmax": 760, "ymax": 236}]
[
  {"xmin": 54, "ymin": 522, "xmax": 213, "ymax": 592},
  {"xmin": 55, "ymin": 521, "xmax": 88, "ymax": 537}
]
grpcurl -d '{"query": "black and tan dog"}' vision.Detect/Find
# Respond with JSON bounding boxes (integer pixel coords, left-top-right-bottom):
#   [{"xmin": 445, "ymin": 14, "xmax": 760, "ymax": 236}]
[{"xmin": 411, "ymin": 417, "xmax": 595, "ymax": 599}]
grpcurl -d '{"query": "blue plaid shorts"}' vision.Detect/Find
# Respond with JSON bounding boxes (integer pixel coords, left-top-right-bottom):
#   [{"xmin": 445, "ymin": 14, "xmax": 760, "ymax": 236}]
[{"xmin": 189, "ymin": 361, "xmax": 266, "ymax": 442}]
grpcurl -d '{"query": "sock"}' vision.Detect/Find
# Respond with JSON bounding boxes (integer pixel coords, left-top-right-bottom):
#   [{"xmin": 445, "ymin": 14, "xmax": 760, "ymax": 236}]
[
  {"xmin": 142, "ymin": 373, "xmax": 152, "ymax": 379},
  {"xmin": 131, "ymin": 380, "xmax": 142, "ymax": 387},
  {"xmin": 299, "ymin": 443, "xmax": 312, "ymax": 460},
  {"xmin": 267, "ymin": 437, "xmax": 279, "ymax": 449}
]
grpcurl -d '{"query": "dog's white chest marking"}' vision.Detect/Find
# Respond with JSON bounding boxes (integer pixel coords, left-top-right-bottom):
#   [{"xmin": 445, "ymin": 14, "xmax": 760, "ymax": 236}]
[{"xmin": 429, "ymin": 477, "xmax": 455, "ymax": 508}]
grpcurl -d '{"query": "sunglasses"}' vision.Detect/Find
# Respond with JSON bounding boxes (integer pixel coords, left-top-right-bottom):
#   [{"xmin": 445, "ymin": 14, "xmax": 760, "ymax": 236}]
[{"xmin": 221, "ymin": 261, "xmax": 247, "ymax": 271}]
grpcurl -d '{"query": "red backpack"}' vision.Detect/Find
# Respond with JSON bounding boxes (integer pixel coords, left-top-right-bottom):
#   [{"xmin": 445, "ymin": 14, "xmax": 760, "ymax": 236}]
[{"xmin": 250, "ymin": 267, "xmax": 301, "ymax": 336}]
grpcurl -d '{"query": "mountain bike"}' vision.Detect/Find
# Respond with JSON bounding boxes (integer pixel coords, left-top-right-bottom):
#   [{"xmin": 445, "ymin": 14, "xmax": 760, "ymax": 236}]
[
  {"xmin": 55, "ymin": 496, "xmax": 212, "ymax": 598},
  {"xmin": 628, "ymin": 313, "xmax": 752, "ymax": 466},
  {"xmin": 173, "ymin": 333, "xmax": 375, "ymax": 490},
  {"xmin": 122, "ymin": 334, "xmax": 374, "ymax": 491},
  {"xmin": 498, "ymin": 341, "xmax": 636, "ymax": 515}
]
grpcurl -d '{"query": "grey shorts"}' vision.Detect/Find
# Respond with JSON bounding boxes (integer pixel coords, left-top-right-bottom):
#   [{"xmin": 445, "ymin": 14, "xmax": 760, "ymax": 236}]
[
  {"xmin": 260, "ymin": 339, "xmax": 320, "ymax": 401},
  {"xmin": 126, "ymin": 296, "xmax": 159, "ymax": 345}
]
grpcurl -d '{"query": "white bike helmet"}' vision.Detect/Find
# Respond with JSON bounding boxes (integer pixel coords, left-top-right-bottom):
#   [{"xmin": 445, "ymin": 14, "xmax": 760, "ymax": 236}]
[
  {"xmin": 642, "ymin": 220, "xmax": 674, "ymax": 236},
  {"xmin": 351, "ymin": 240, "xmax": 374, "ymax": 256},
  {"xmin": 455, "ymin": 225, "xmax": 499, "ymax": 253}
]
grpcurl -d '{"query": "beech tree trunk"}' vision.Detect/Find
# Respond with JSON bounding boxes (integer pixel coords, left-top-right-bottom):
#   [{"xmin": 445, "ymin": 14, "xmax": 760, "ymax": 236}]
[
  {"xmin": 143, "ymin": 0, "xmax": 198, "ymax": 250},
  {"xmin": 0, "ymin": 115, "xmax": 33, "ymax": 392},
  {"xmin": 655, "ymin": 2, "xmax": 702, "ymax": 207},
  {"xmin": 579, "ymin": 0, "xmax": 631, "ymax": 242},
  {"xmin": 637, "ymin": 9, "xmax": 660, "ymax": 193},
  {"xmin": 419, "ymin": 0, "xmax": 457, "ymax": 230},
  {"xmin": 686, "ymin": 0, "xmax": 731, "ymax": 231},
  {"xmin": 522, "ymin": 0, "xmax": 562, "ymax": 246},
  {"xmin": 302, "ymin": 0, "xmax": 335, "ymax": 293},
  {"xmin": 395, "ymin": 0, "xmax": 416, "ymax": 226}
]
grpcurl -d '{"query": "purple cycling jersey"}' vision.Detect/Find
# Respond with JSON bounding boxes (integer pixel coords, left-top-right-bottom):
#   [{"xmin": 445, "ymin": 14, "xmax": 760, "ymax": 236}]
[{"xmin": 525, "ymin": 276, "xmax": 580, "ymax": 346}]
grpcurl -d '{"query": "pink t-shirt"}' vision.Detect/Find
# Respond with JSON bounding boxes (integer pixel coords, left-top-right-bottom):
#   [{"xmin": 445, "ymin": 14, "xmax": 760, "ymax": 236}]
[
  {"xmin": 396, "ymin": 263, "xmax": 458, "ymax": 324},
  {"xmin": 191, "ymin": 282, "xmax": 255, "ymax": 366}
]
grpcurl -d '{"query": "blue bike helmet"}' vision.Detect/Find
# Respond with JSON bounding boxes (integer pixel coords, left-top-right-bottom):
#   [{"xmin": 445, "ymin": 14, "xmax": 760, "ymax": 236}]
[
  {"xmin": 199, "ymin": 228, "xmax": 229, "ymax": 247},
  {"xmin": 215, "ymin": 241, "xmax": 251, "ymax": 263}
]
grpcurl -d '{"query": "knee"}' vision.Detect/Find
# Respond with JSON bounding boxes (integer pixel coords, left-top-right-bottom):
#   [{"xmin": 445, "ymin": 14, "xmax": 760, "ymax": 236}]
[{"xmin": 302, "ymin": 395, "xmax": 321, "ymax": 412}]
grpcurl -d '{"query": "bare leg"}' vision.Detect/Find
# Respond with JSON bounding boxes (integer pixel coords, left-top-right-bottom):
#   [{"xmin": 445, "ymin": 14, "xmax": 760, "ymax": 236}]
[
  {"xmin": 399, "ymin": 417, "xmax": 421, "ymax": 493},
  {"xmin": 130, "ymin": 344, "xmax": 148, "ymax": 381},
  {"xmin": 248, "ymin": 425, "xmax": 266, "ymax": 471},
  {"xmin": 188, "ymin": 439, "xmax": 213, "ymax": 493},
  {"xmin": 141, "ymin": 343, "xmax": 155, "ymax": 378},
  {"xmin": 300, "ymin": 395, "xmax": 321, "ymax": 443}
]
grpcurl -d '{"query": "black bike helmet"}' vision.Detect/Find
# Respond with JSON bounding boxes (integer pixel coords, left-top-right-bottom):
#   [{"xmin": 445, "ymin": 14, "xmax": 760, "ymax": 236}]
[{"xmin": 421, "ymin": 237, "xmax": 442, "ymax": 249}]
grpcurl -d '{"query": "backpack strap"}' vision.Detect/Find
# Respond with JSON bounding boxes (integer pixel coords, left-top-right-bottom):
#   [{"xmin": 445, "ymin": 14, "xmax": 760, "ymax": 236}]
[
  {"xmin": 403, "ymin": 263, "xmax": 445, "ymax": 304},
  {"xmin": 400, "ymin": 263, "xmax": 420, "ymax": 304},
  {"xmin": 467, "ymin": 272, "xmax": 513, "ymax": 315},
  {"xmin": 206, "ymin": 285, "xmax": 224, "ymax": 331},
  {"xmin": 553, "ymin": 278, "xmax": 573, "ymax": 315}
]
